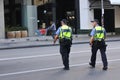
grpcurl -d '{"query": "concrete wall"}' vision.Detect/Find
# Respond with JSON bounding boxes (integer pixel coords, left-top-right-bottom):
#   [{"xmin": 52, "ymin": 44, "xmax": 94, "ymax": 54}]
[
  {"xmin": 22, "ymin": 0, "xmax": 38, "ymax": 37},
  {"xmin": 115, "ymin": 6, "xmax": 120, "ymax": 28},
  {"xmin": 22, "ymin": 5, "xmax": 38, "ymax": 37},
  {"xmin": 22, "ymin": 0, "xmax": 32, "ymax": 5},
  {"xmin": 79, "ymin": 0, "xmax": 94, "ymax": 30},
  {"xmin": 0, "ymin": 0, "xmax": 5, "ymax": 39}
]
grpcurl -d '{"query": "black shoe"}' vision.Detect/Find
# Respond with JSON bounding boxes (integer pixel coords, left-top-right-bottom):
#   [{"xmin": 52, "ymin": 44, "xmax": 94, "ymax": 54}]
[
  {"xmin": 63, "ymin": 67, "xmax": 70, "ymax": 70},
  {"xmin": 103, "ymin": 67, "xmax": 108, "ymax": 71},
  {"xmin": 89, "ymin": 62, "xmax": 95, "ymax": 68}
]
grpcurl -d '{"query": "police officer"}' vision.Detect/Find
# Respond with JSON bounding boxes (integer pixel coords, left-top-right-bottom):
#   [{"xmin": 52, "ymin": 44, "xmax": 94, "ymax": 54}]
[
  {"xmin": 54, "ymin": 19, "xmax": 72, "ymax": 70},
  {"xmin": 89, "ymin": 19, "xmax": 108, "ymax": 70}
]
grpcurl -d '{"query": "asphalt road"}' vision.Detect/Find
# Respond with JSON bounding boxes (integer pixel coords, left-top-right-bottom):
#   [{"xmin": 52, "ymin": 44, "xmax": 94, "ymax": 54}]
[{"xmin": 0, "ymin": 41, "xmax": 120, "ymax": 80}]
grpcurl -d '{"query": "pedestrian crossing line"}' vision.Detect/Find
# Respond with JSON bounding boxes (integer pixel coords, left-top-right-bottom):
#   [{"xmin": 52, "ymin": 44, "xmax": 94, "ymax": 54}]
[
  {"xmin": 0, "ymin": 47, "xmax": 119, "ymax": 61},
  {"xmin": 0, "ymin": 58, "xmax": 120, "ymax": 77},
  {"xmin": 0, "ymin": 50, "xmax": 90, "ymax": 61}
]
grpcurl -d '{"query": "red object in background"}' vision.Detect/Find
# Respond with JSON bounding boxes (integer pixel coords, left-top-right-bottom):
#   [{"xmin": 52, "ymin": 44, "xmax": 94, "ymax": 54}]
[{"xmin": 40, "ymin": 29, "xmax": 46, "ymax": 35}]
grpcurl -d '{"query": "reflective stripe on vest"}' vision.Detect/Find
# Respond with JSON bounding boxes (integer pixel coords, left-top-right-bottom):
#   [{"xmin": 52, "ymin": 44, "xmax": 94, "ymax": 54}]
[
  {"xmin": 94, "ymin": 26, "xmax": 105, "ymax": 41},
  {"xmin": 59, "ymin": 25, "xmax": 72, "ymax": 39}
]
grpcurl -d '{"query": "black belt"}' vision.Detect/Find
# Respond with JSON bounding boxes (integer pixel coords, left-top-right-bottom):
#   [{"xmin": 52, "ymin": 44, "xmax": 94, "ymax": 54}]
[{"xmin": 94, "ymin": 39, "xmax": 104, "ymax": 42}]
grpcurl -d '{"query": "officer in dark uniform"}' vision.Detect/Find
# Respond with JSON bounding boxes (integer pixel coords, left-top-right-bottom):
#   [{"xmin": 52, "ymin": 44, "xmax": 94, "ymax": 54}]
[
  {"xmin": 54, "ymin": 19, "xmax": 72, "ymax": 70},
  {"xmin": 89, "ymin": 19, "xmax": 108, "ymax": 70}
]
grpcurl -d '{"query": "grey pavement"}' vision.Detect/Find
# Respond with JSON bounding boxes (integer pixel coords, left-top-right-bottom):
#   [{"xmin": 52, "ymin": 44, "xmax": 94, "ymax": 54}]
[
  {"xmin": 0, "ymin": 41, "xmax": 120, "ymax": 80},
  {"xmin": 0, "ymin": 34, "xmax": 120, "ymax": 49}
]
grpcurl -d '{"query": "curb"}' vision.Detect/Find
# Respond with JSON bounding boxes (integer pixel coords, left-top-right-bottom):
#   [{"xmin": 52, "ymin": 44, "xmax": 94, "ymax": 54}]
[{"xmin": 0, "ymin": 39, "xmax": 120, "ymax": 50}]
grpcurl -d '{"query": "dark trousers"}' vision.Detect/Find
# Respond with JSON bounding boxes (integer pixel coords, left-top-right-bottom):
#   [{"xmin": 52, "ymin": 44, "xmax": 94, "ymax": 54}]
[
  {"xmin": 90, "ymin": 41, "xmax": 108, "ymax": 67},
  {"xmin": 60, "ymin": 44, "xmax": 71, "ymax": 68}
]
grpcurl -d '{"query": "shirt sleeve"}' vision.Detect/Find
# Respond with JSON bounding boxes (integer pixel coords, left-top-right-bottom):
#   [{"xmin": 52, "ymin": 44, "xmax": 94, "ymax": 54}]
[
  {"xmin": 90, "ymin": 28, "xmax": 96, "ymax": 37},
  {"xmin": 51, "ymin": 24, "xmax": 54, "ymax": 29},
  {"xmin": 47, "ymin": 23, "xmax": 56, "ymax": 30},
  {"xmin": 47, "ymin": 25, "xmax": 53, "ymax": 30},
  {"xmin": 104, "ymin": 28, "xmax": 106, "ymax": 36},
  {"xmin": 53, "ymin": 23, "xmax": 56, "ymax": 30},
  {"xmin": 70, "ymin": 27, "xmax": 72, "ymax": 33},
  {"xmin": 55, "ymin": 27, "xmax": 61, "ymax": 36}
]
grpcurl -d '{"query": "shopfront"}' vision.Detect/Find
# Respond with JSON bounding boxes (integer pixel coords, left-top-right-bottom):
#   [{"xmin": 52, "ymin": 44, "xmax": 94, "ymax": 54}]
[
  {"xmin": 2, "ymin": 0, "xmax": 120, "ymax": 39},
  {"xmin": 80, "ymin": 0, "xmax": 120, "ymax": 34},
  {"xmin": 35, "ymin": 0, "xmax": 80, "ymax": 34},
  {"xmin": 4, "ymin": 0, "xmax": 38, "ymax": 37},
  {"xmin": 3, "ymin": 0, "xmax": 80, "ymax": 39}
]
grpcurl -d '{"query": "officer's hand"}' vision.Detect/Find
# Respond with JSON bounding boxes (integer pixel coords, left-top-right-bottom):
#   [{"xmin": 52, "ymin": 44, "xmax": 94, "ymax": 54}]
[
  {"xmin": 89, "ymin": 43, "xmax": 92, "ymax": 47},
  {"xmin": 53, "ymin": 40, "xmax": 56, "ymax": 45},
  {"xmin": 53, "ymin": 35, "xmax": 58, "ymax": 45}
]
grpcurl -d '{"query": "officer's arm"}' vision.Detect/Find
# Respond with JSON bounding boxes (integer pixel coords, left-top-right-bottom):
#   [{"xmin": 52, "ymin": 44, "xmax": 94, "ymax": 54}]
[
  {"xmin": 70, "ymin": 27, "xmax": 73, "ymax": 40},
  {"xmin": 90, "ymin": 36, "xmax": 94, "ymax": 45},
  {"xmin": 54, "ymin": 27, "xmax": 60, "ymax": 44},
  {"xmin": 104, "ymin": 29, "xmax": 107, "ymax": 39},
  {"xmin": 54, "ymin": 35, "xmax": 58, "ymax": 44},
  {"xmin": 89, "ymin": 29, "xmax": 95, "ymax": 46}
]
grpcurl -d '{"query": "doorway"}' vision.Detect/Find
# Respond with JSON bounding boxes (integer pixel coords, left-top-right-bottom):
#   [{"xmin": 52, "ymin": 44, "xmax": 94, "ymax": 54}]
[
  {"xmin": 4, "ymin": 0, "xmax": 22, "ymax": 26},
  {"xmin": 94, "ymin": 9, "xmax": 115, "ymax": 32},
  {"xmin": 56, "ymin": 0, "xmax": 79, "ymax": 34},
  {"xmin": 37, "ymin": 0, "xmax": 80, "ymax": 34}
]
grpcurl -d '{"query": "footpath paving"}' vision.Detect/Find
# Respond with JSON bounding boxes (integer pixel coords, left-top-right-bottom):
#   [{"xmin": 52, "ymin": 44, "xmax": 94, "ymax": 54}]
[{"xmin": 0, "ymin": 34, "xmax": 120, "ymax": 50}]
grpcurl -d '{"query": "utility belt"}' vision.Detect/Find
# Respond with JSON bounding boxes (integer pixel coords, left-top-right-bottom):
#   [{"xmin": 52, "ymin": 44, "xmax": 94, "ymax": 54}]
[
  {"xmin": 59, "ymin": 38, "xmax": 72, "ymax": 46},
  {"xmin": 93, "ymin": 39, "xmax": 105, "ymax": 46},
  {"xmin": 93, "ymin": 39, "xmax": 107, "ymax": 50},
  {"xmin": 94, "ymin": 39, "xmax": 105, "ymax": 42}
]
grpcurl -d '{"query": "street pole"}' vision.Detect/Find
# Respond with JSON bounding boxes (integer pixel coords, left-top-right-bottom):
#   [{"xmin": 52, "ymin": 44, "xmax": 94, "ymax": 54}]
[
  {"xmin": 101, "ymin": 0, "xmax": 104, "ymax": 27},
  {"xmin": 52, "ymin": 0, "xmax": 56, "ymax": 23}
]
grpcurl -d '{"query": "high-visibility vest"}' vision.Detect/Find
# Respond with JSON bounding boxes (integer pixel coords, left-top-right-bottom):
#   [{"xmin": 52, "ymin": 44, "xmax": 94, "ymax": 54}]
[
  {"xmin": 59, "ymin": 25, "xmax": 72, "ymax": 39},
  {"xmin": 94, "ymin": 26, "xmax": 105, "ymax": 41}
]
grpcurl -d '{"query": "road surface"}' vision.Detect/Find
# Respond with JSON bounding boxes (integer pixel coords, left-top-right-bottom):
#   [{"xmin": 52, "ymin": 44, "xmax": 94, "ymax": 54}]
[{"xmin": 0, "ymin": 41, "xmax": 120, "ymax": 80}]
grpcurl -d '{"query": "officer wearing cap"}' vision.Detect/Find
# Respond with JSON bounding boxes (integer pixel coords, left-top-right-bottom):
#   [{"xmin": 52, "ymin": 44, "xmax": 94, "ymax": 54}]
[
  {"xmin": 54, "ymin": 19, "xmax": 72, "ymax": 70},
  {"xmin": 89, "ymin": 19, "xmax": 108, "ymax": 70}
]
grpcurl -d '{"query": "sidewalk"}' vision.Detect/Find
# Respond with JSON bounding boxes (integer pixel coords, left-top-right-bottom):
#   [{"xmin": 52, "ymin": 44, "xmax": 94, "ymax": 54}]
[{"xmin": 0, "ymin": 34, "xmax": 120, "ymax": 50}]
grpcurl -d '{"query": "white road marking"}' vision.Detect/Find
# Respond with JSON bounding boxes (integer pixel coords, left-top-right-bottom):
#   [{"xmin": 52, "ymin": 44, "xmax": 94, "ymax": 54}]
[
  {"xmin": 0, "ymin": 58, "xmax": 120, "ymax": 77},
  {"xmin": 0, "ymin": 50, "xmax": 90, "ymax": 61},
  {"xmin": 0, "ymin": 47, "xmax": 119, "ymax": 61}
]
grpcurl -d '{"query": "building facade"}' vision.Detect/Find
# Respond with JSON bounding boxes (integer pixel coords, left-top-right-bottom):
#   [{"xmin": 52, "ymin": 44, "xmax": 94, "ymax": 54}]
[
  {"xmin": 80, "ymin": 0, "xmax": 120, "ymax": 33},
  {"xmin": 0, "ymin": 0, "xmax": 5, "ymax": 38},
  {"xmin": 0, "ymin": 0, "xmax": 120, "ymax": 39}
]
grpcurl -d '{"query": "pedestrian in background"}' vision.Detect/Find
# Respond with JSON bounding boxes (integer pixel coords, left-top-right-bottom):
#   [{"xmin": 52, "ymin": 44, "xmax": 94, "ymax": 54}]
[
  {"xmin": 47, "ymin": 21, "xmax": 56, "ymax": 39},
  {"xmin": 54, "ymin": 19, "xmax": 72, "ymax": 70},
  {"xmin": 89, "ymin": 19, "xmax": 108, "ymax": 70}
]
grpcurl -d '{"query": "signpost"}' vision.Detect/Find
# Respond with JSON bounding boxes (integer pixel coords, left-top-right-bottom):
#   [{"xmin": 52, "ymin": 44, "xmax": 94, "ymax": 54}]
[{"xmin": 101, "ymin": 0, "xmax": 104, "ymax": 27}]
